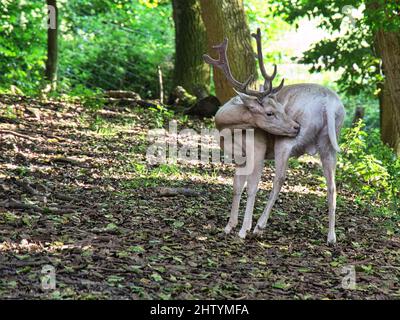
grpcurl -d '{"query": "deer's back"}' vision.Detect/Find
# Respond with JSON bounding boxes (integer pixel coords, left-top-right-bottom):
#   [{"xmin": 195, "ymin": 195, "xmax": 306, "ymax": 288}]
[{"xmin": 276, "ymin": 83, "xmax": 345, "ymax": 157}]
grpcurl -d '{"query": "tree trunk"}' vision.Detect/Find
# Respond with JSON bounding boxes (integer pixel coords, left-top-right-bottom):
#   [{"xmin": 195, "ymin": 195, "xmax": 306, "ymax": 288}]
[
  {"xmin": 375, "ymin": 30, "xmax": 400, "ymax": 155},
  {"xmin": 352, "ymin": 106, "xmax": 365, "ymax": 126},
  {"xmin": 172, "ymin": 0, "xmax": 209, "ymax": 99},
  {"xmin": 199, "ymin": 0, "xmax": 256, "ymax": 104},
  {"xmin": 45, "ymin": 0, "xmax": 58, "ymax": 91}
]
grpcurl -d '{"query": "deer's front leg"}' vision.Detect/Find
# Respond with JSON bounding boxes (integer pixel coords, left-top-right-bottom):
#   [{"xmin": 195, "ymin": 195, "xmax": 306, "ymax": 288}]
[
  {"xmin": 238, "ymin": 158, "xmax": 264, "ymax": 238},
  {"xmin": 225, "ymin": 172, "xmax": 246, "ymax": 234},
  {"xmin": 254, "ymin": 147, "xmax": 290, "ymax": 234},
  {"xmin": 238, "ymin": 133, "xmax": 267, "ymax": 239}
]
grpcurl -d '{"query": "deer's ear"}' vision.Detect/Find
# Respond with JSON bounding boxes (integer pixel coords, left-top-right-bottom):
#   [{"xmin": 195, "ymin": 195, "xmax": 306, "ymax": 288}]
[
  {"xmin": 236, "ymin": 91, "xmax": 262, "ymax": 112},
  {"xmin": 268, "ymin": 92, "xmax": 278, "ymax": 100},
  {"xmin": 236, "ymin": 91, "xmax": 254, "ymax": 104}
]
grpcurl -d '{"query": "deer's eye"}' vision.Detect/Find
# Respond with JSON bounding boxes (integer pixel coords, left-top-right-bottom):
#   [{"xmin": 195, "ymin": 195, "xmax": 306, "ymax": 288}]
[{"xmin": 266, "ymin": 112, "xmax": 274, "ymax": 117}]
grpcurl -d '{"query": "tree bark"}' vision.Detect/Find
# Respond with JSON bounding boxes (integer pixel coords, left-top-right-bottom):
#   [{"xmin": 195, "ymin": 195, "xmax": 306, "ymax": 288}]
[
  {"xmin": 375, "ymin": 30, "xmax": 400, "ymax": 155},
  {"xmin": 172, "ymin": 0, "xmax": 210, "ymax": 99},
  {"xmin": 199, "ymin": 0, "xmax": 256, "ymax": 104},
  {"xmin": 45, "ymin": 0, "xmax": 58, "ymax": 91}
]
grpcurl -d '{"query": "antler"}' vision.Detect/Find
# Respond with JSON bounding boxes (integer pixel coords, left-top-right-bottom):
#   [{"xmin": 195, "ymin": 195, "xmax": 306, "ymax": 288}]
[
  {"xmin": 251, "ymin": 28, "xmax": 284, "ymax": 95},
  {"xmin": 203, "ymin": 38, "xmax": 272, "ymax": 101}
]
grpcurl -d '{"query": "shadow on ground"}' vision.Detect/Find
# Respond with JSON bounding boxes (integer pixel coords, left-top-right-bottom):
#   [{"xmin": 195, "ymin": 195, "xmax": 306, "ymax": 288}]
[{"xmin": 0, "ymin": 94, "xmax": 399, "ymax": 299}]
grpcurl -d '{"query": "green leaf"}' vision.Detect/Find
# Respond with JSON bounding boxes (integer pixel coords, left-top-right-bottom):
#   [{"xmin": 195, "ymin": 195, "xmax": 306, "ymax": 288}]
[
  {"xmin": 130, "ymin": 245, "xmax": 145, "ymax": 253},
  {"xmin": 272, "ymin": 281, "xmax": 290, "ymax": 290},
  {"xmin": 172, "ymin": 221, "xmax": 184, "ymax": 229},
  {"xmin": 151, "ymin": 273, "xmax": 163, "ymax": 282}
]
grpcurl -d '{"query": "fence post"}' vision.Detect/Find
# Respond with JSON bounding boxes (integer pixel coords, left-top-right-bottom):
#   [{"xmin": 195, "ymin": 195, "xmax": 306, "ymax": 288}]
[{"xmin": 158, "ymin": 66, "xmax": 164, "ymax": 104}]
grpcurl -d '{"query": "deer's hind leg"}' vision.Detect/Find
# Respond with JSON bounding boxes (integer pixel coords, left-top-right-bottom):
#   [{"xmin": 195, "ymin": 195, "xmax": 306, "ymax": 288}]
[{"xmin": 319, "ymin": 146, "xmax": 338, "ymax": 245}]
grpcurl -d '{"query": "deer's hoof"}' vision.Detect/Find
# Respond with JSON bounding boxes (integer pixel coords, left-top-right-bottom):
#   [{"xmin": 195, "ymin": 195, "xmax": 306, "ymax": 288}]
[
  {"xmin": 224, "ymin": 223, "xmax": 235, "ymax": 234},
  {"xmin": 253, "ymin": 224, "xmax": 264, "ymax": 235},
  {"xmin": 327, "ymin": 232, "xmax": 337, "ymax": 245},
  {"xmin": 238, "ymin": 229, "xmax": 247, "ymax": 239}
]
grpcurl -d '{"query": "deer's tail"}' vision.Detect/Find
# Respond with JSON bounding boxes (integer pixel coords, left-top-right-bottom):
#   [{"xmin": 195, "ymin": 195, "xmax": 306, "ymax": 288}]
[{"xmin": 326, "ymin": 102, "xmax": 344, "ymax": 153}]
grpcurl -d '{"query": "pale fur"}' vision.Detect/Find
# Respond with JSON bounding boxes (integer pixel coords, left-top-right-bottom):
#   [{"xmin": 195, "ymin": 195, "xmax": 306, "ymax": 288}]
[{"xmin": 216, "ymin": 83, "xmax": 345, "ymax": 244}]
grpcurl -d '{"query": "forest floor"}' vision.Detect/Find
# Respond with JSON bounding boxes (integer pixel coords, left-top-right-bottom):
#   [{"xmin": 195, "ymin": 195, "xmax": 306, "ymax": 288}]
[{"xmin": 0, "ymin": 94, "xmax": 399, "ymax": 300}]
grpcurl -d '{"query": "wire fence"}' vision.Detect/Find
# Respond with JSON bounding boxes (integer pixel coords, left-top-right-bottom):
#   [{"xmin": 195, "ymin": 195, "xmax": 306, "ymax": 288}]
[{"xmin": 58, "ymin": 17, "xmax": 166, "ymax": 96}]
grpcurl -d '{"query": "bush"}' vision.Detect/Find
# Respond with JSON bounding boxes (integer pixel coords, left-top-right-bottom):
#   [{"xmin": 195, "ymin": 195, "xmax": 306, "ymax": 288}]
[
  {"xmin": 0, "ymin": 1, "xmax": 174, "ymax": 98},
  {"xmin": 59, "ymin": 1, "xmax": 174, "ymax": 98},
  {"xmin": 338, "ymin": 121, "xmax": 399, "ymax": 214},
  {"xmin": 0, "ymin": 1, "xmax": 46, "ymax": 95}
]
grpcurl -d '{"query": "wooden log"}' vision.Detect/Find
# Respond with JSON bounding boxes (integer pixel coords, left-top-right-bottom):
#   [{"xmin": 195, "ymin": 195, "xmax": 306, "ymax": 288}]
[{"xmin": 104, "ymin": 90, "xmax": 141, "ymax": 100}]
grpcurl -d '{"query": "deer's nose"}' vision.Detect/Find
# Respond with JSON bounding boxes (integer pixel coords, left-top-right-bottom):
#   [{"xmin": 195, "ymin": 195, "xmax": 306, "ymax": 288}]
[{"xmin": 293, "ymin": 124, "xmax": 300, "ymax": 131}]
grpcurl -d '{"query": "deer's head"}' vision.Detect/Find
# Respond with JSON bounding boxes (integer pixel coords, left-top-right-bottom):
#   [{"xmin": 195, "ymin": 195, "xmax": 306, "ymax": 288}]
[{"xmin": 204, "ymin": 29, "xmax": 300, "ymax": 137}]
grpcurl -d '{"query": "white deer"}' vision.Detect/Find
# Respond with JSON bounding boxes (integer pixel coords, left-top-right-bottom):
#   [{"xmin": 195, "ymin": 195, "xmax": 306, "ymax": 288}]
[{"xmin": 204, "ymin": 29, "xmax": 345, "ymax": 244}]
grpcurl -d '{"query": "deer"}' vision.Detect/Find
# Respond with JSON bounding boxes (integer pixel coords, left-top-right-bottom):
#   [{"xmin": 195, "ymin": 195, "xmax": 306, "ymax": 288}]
[{"xmin": 203, "ymin": 28, "xmax": 345, "ymax": 244}]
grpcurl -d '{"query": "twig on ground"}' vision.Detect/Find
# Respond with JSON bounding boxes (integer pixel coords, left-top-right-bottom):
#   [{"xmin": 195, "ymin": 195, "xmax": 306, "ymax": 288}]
[
  {"xmin": 14, "ymin": 178, "xmax": 39, "ymax": 196},
  {"xmin": 54, "ymin": 192, "xmax": 75, "ymax": 202},
  {"xmin": 52, "ymin": 156, "xmax": 89, "ymax": 168},
  {"xmin": 46, "ymin": 206, "xmax": 77, "ymax": 214},
  {"xmin": 0, "ymin": 198, "xmax": 77, "ymax": 215},
  {"xmin": 0, "ymin": 129, "xmax": 37, "ymax": 141},
  {"xmin": 3, "ymin": 198, "xmax": 42, "ymax": 212},
  {"xmin": 155, "ymin": 187, "xmax": 202, "ymax": 197},
  {"xmin": 136, "ymin": 100, "xmax": 160, "ymax": 109}
]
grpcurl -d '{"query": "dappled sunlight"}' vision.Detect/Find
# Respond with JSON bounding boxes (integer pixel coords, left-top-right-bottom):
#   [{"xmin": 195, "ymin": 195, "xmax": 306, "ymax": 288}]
[
  {"xmin": 0, "ymin": 239, "xmax": 93, "ymax": 255},
  {"xmin": 1, "ymin": 0, "xmax": 399, "ymax": 301},
  {"xmin": 0, "ymin": 93, "xmax": 398, "ymax": 300},
  {"xmin": 281, "ymin": 184, "xmax": 325, "ymax": 197}
]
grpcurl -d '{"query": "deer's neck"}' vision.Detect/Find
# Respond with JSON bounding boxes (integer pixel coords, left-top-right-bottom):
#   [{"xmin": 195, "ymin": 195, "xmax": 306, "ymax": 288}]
[{"xmin": 215, "ymin": 100, "xmax": 253, "ymax": 131}]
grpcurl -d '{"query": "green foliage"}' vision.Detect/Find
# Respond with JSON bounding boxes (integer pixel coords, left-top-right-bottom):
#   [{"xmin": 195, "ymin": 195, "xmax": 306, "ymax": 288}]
[
  {"xmin": 70, "ymin": 86, "xmax": 106, "ymax": 112},
  {"xmin": 274, "ymin": 0, "xmax": 400, "ymax": 96},
  {"xmin": 245, "ymin": 0, "xmax": 291, "ymax": 66},
  {"xmin": 341, "ymin": 93, "xmax": 379, "ymax": 129},
  {"xmin": 300, "ymin": 25, "xmax": 380, "ymax": 96},
  {"xmin": 0, "ymin": 0, "xmax": 174, "ymax": 97},
  {"xmin": 0, "ymin": 1, "xmax": 47, "ymax": 94},
  {"xmin": 338, "ymin": 121, "xmax": 399, "ymax": 213},
  {"xmin": 148, "ymin": 104, "xmax": 175, "ymax": 128},
  {"xmin": 60, "ymin": 1, "xmax": 174, "ymax": 98}
]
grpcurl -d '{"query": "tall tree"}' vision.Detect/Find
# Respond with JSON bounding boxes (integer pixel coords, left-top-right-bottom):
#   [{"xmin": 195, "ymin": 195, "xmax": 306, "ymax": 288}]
[
  {"xmin": 369, "ymin": 0, "xmax": 400, "ymax": 156},
  {"xmin": 375, "ymin": 31, "xmax": 400, "ymax": 155},
  {"xmin": 172, "ymin": 0, "xmax": 209, "ymax": 99},
  {"xmin": 45, "ymin": 0, "xmax": 58, "ymax": 91},
  {"xmin": 199, "ymin": 0, "xmax": 257, "ymax": 104}
]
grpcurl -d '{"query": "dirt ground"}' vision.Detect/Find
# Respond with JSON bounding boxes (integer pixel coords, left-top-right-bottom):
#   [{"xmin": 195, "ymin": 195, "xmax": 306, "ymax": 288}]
[{"xmin": 0, "ymin": 94, "xmax": 399, "ymax": 299}]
